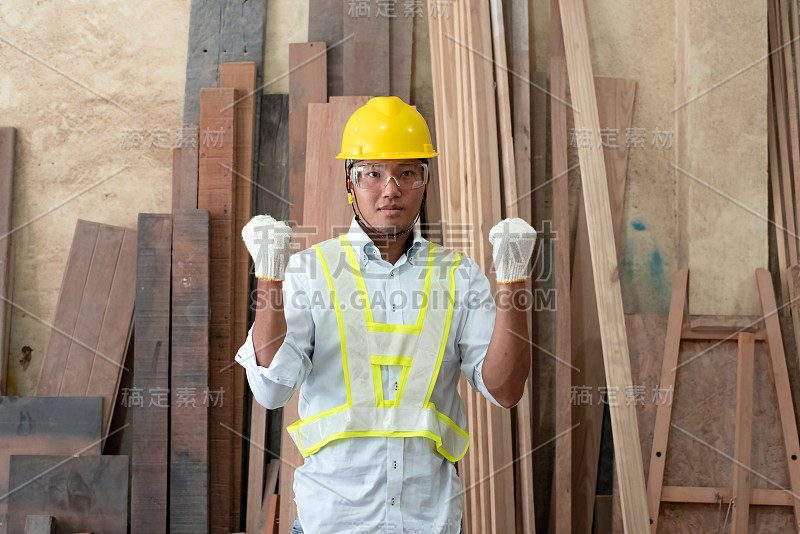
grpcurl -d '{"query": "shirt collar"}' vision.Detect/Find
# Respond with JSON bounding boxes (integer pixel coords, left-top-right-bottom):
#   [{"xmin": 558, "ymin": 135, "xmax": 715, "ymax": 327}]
[{"xmin": 345, "ymin": 217, "xmax": 427, "ymax": 266}]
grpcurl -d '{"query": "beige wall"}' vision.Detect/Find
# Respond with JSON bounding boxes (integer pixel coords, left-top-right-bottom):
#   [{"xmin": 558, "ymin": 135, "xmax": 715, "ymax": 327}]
[{"xmin": 1, "ymin": 0, "xmax": 767, "ymax": 394}]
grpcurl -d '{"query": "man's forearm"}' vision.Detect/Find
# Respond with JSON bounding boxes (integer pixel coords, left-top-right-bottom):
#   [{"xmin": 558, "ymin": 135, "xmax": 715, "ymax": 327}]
[
  {"xmin": 252, "ymin": 278, "xmax": 287, "ymax": 368},
  {"xmin": 482, "ymin": 281, "xmax": 531, "ymax": 408}
]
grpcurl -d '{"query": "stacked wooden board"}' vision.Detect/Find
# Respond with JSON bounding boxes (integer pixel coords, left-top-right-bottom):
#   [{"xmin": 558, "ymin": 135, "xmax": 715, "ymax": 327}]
[{"xmin": 0, "ymin": 127, "xmax": 14, "ymax": 396}]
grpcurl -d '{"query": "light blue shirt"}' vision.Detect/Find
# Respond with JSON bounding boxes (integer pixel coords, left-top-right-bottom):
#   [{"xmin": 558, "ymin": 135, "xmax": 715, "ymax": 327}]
[{"xmin": 235, "ymin": 217, "xmax": 501, "ymax": 534}]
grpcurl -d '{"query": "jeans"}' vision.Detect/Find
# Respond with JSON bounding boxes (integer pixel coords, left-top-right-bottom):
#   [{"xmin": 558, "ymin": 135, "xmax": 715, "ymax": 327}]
[{"xmin": 291, "ymin": 517, "xmax": 463, "ymax": 533}]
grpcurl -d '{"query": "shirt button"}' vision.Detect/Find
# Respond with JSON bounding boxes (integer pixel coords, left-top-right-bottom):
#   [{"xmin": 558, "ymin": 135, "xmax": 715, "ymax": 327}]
[
  {"xmin": 390, "ymin": 271, "xmax": 394, "ymax": 277},
  {"xmin": 393, "ymin": 460, "xmax": 397, "ymax": 469},
  {"xmin": 391, "ymin": 498, "xmax": 395, "ymax": 505}
]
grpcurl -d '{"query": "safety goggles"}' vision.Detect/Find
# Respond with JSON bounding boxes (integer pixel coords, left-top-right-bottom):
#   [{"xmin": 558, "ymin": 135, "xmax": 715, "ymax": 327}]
[{"xmin": 349, "ymin": 162, "xmax": 429, "ymax": 191}]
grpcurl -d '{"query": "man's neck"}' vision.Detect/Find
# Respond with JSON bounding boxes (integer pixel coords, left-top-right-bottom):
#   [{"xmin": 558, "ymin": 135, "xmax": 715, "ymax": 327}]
[{"xmin": 359, "ymin": 222, "xmax": 414, "ymax": 265}]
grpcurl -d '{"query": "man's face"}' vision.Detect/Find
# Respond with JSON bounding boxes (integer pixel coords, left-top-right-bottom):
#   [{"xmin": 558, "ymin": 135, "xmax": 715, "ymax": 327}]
[{"xmin": 349, "ymin": 159, "xmax": 428, "ymax": 233}]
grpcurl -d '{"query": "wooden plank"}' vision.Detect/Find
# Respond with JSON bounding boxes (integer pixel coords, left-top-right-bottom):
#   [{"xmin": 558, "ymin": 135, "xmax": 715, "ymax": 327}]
[
  {"xmin": 558, "ymin": 0, "xmax": 649, "ymax": 530},
  {"xmin": 308, "ymin": 0, "xmax": 344, "ymax": 97},
  {"xmin": 265, "ymin": 495, "xmax": 279, "ymax": 534},
  {"xmin": 768, "ymin": 0, "xmax": 800, "ymax": 266},
  {"xmin": 549, "ymin": 1, "xmax": 571, "ymax": 531},
  {"xmin": 258, "ymin": 459, "xmax": 281, "ymax": 532},
  {"xmin": 24, "ymin": 515, "xmax": 55, "ymax": 534},
  {"xmin": 35, "ymin": 220, "xmax": 99, "ymax": 395},
  {"xmin": 755, "ymin": 267, "xmax": 800, "ymax": 527},
  {"xmin": 0, "ymin": 396, "xmax": 102, "ymax": 534},
  {"xmin": 731, "ymin": 332, "xmax": 755, "ymax": 533},
  {"xmin": 288, "ymin": 42, "xmax": 327, "ymax": 226},
  {"xmin": 645, "ymin": 269, "xmax": 688, "ymax": 532},
  {"xmin": 59, "ymin": 225, "xmax": 124, "ymax": 396},
  {"xmin": 131, "ymin": 213, "xmax": 172, "ymax": 534},
  {"xmin": 661, "ymin": 486, "xmax": 794, "ymax": 506},
  {"xmin": 570, "ymin": 76, "xmax": 637, "ymax": 534},
  {"xmin": 179, "ymin": 143, "xmax": 199, "ymax": 210},
  {"xmin": 769, "ymin": 82, "xmax": 791, "ymax": 314},
  {"xmin": 343, "ymin": 0, "xmax": 389, "ymax": 96},
  {"xmin": 530, "ymin": 70, "xmax": 550, "ymax": 534},
  {"xmin": 788, "ymin": 265, "xmax": 800, "ymax": 371},
  {"xmin": 220, "ymin": 61, "xmax": 257, "ymax": 531},
  {"xmin": 592, "ymin": 495, "xmax": 613, "ymax": 534},
  {"xmin": 776, "ymin": 0, "xmax": 800, "ymax": 241},
  {"xmin": 35, "ymin": 220, "xmax": 136, "ymax": 438},
  {"xmin": 0, "ymin": 128, "xmax": 14, "ymax": 396},
  {"xmin": 173, "ymin": 147, "xmax": 184, "ymax": 212},
  {"xmin": 182, "ymin": 0, "xmax": 266, "ymax": 126},
  {"xmin": 389, "ymin": 8, "xmax": 413, "ymax": 103},
  {"xmin": 249, "ymin": 93, "xmax": 289, "ymax": 534},
  {"xmin": 86, "ymin": 228, "xmax": 136, "ymax": 438},
  {"xmin": 198, "ymin": 87, "xmax": 237, "ymax": 534},
  {"xmin": 8, "ymin": 455, "xmax": 127, "ymax": 534},
  {"xmin": 170, "ymin": 210, "xmax": 210, "ymax": 534},
  {"xmin": 489, "ymin": 0, "xmax": 517, "ymax": 218}
]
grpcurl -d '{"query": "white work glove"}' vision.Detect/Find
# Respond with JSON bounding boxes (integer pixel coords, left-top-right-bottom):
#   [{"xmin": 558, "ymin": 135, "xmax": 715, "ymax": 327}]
[
  {"xmin": 242, "ymin": 215, "xmax": 293, "ymax": 281},
  {"xmin": 489, "ymin": 217, "xmax": 538, "ymax": 284}
]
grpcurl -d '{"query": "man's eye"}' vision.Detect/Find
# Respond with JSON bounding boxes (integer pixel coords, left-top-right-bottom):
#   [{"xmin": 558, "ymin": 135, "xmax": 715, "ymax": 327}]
[{"xmin": 366, "ymin": 171, "xmax": 380, "ymax": 178}]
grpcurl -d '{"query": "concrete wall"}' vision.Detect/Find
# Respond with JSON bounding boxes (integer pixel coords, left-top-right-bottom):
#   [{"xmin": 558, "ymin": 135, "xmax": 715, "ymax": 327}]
[{"xmin": 1, "ymin": 0, "xmax": 768, "ymax": 387}]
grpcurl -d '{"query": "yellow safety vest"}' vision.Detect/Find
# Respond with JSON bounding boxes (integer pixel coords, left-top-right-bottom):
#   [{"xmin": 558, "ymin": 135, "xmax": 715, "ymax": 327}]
[{"xmin": 287, "ymin": 235, "xmax": 470, "ymax": 462}]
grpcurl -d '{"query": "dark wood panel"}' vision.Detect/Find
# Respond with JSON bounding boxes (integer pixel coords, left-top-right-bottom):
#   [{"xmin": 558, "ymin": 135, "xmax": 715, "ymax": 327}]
[
  {"xmin": 0, "ymin": 396, "xmax": 102, "ymax": 534},
  {"xmin": 183, "ymin": 0, "xmax": 266, "ymax": 126},
  {"xmin": 8, "ymin": 455, "xmax": 127, "ymax": 534},
  {"xmin": 198, "ymin": 87, "xmax": 237, "ymax": 534},
  {"xmin": 131, "ymin": 213, "xmax": 172, "ymax": 533},
  {"xmin": 0, "ymin": 127, "xmax": 14, "ymax": 396},
  {"xmin": 308, "ymin": 0, "xmax": 344, "ymax": 97},
  {"xmin": 170, "ymin": 210, "xmax": 210, "ymax": 533},
  {"xmin": 35, "ymin": 220, "xmax": 99, "ymax": 395},
  {"xmin": 342, "ymin": 0, "xmax": 389, "ymax": 96}
]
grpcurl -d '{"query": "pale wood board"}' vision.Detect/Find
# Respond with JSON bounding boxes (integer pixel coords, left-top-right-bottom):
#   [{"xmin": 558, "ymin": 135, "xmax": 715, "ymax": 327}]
[
  {"xmin": 570, "ymin": 76, "xmax": 637, "ymax": 534},
  {"xmin": 730, "ymin": 333, "xmax": 755, "ymax": 533},
  {"xmin": 549, "ymin": 0, "xmax": 572, "ymax": 531},
  {"xmin": 558, "ymin": 0, "xmax": 649, "ymax": 530}
]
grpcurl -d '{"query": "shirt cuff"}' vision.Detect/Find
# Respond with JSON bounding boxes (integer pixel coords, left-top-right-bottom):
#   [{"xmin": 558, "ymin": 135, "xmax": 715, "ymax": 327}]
[
  {"xmin": 473, "ymin": 360, "xmax": 505, "ymax": 409},
  {"xmin": 235, "ymin": 326, "xmax": 302, "ymax": 388}
]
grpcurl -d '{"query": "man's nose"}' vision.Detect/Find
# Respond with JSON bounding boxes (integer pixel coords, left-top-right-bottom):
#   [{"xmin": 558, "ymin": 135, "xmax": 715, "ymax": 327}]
[{"xmin": 383, "ymin": 175, "xmax": 401, "ymax": 193}]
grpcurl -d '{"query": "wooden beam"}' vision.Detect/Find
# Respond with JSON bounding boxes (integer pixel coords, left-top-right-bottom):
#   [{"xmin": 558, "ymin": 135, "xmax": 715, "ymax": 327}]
[
  {"xmin": 342, "ymin": 0, "xmax": 389, "ymax": 96},
  {"xmin": 550, "ymin": 2, "xmax": 571, "ymax": 530},
  {"xmin": 769, "ymin": 80, "xmax": 791, "ymax": 314},
  {"xmin": 730, "ymin": 332, "xmax": 755, "ymax": 533},
  {"xmin": 197, "ymin": 87, "xmax": 237, "ymax": 533},
  {"xmin": 660, "ymin": 486, "xmax": 794, "ymax": 506},
  {"xmin": 248, "ymin": 93, "xmax": 289, "ymax": 534},
  {"xmin": 170, "ymin": 210, "xmax": 210, "ymax": 533},
  {"xmin": 308, "ymin": 0, "xmax": 344, "ymax": 97},
  {"xmin": 557, "ymin": 0, "xmax": 649, "ymax": 531},
  {"xmin": 0, "ymin": 127, "xmax": 14, "ymax": 396},
  {"xmin": 220, "ymin": 61, "xmax": 257, "ymax": 531},
  {"xmin": 131, "ymin": 213, "xmax": 172, "ymax": 534},
  {"xmin": 570, "ymin": 76, "xmax": 636, "ymax": 534},
  {"xmin": 35, "ymin": 220, "xmax": 136, "ymax": 438},
  {"xmin": 645, "ymin": 268, "xmax": 688, "ymax": 532},
  {"xmin": 755, "ymin": 267, "xmax": 800, "ymax": 527},
  {"xmin": 288, "ymin": 43, "xmax": 327, "ymax": 227}
]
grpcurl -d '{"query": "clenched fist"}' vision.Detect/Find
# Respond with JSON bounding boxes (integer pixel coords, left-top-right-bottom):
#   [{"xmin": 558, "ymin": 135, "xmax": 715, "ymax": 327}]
[
  {"xmin": 241, "ymin": 215, "xmax": 293, "ymax": 281},
  {"xmin": 488, "ymin": 217, "xmax": 538, "ymax": 284}
]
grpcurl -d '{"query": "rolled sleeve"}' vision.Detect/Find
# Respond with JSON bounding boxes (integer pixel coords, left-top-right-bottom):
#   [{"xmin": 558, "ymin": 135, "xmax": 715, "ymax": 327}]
[
  {"xmin": 456, "ymin": 257, "xmax": 504, "ymax": 409},
  {"xmin": 235, "ymin": 252, "xmax": 314, "ymax": 409}
]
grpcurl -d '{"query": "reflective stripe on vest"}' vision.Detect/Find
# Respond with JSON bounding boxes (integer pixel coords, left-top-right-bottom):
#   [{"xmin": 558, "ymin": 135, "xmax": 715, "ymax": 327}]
[{"xmin": 286, "ymin": 235, "xmax": 469, "ymax": 462}]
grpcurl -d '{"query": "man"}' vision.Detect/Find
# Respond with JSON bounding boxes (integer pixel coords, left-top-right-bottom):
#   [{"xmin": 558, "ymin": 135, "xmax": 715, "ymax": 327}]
[{"xmin": 237, "ymin": 96, "xmax": 537, "ymax": 533}]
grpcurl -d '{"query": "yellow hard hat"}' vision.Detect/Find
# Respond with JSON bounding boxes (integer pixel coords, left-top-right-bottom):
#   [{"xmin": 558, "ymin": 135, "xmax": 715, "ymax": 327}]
[{"xmin": 335, "ymin": 96, "xmax": 438, "ymax": 160}]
